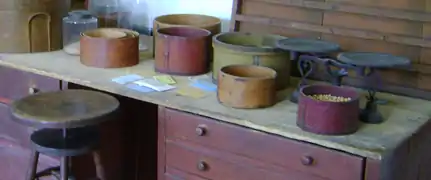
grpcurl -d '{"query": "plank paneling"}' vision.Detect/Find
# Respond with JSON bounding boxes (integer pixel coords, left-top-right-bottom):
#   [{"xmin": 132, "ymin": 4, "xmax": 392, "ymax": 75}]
[
  {"xmin": 420, "ymin": 0, "xmax": 431, "ymax": 67},
  {"xmin": 322, "ymin": 12, "xmax": 423, "ymax": 37},
  {"xmin": 242, "ymin": 1, "xmax": 324, "ymax": 24},
  {"xmin": 231, "ymin": 0, "xmax": 431, "ymax": 98},
  {"xmin": 239, "ymin": 22, "xmax": 321, "ymax": 38},
  {"xmin": 326, "ymin": 0, "xmax": 426, "ymax": 11},
  {"xmin": 322, "ymin": 35, "xmax": 422, "ymax": 63}
]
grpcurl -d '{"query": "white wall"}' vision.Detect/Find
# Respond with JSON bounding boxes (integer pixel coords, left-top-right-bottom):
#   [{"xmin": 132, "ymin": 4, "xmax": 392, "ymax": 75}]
[{"xmin": 149, "ymin": 0, "xmax": 233, "ymax": 32}]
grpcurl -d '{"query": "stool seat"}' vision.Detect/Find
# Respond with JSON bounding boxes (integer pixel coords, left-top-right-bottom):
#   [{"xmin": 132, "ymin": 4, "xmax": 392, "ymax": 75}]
[
  {"xmin": 31, "ymin": 127, "xmax": 99, "ymax": 157},
  {"xmin": 276, "ymin": 38, "xmax": 340, "ymax": 53},
  {"xmin": 10, "ymin": 89, "xmax": 119, "ymax": 128},
  {"xmin": 336, "ymin": 52, "xmax": 411, "ymax": 68}
]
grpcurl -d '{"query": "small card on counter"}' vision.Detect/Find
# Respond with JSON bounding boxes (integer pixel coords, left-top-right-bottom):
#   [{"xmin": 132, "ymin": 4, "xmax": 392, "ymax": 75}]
[
  {"xmin": 154, "ymin": 75, "xmax": 176, "ymax": 85},
  {"xmin": 176, "ymin": 87, "xmax": 207, "ymax": 99},
  {"xmin": 125, "ymin": 83, "xmax": 155, "ymax": 93},
  {"xmin": 190, "ymin": 78, "xmax": 217, "ymax": 92},
  {"xmin": 134, "ymin": 78, "xmax": 176, "ymax": 92},
  {"xmin": 112, "ymin": 74, "xmax": 144, "ymax": 85}
]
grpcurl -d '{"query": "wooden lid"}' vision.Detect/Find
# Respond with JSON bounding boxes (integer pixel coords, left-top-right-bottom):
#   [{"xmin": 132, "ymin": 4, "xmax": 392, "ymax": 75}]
[
  {"xmin": 155, "ymin": 14, "xmax": 221, "ymax": 28},
  {"xmin": 220, "ymin": 64, "xmax": 277, "ymax": 80},
  {"xmin": 79, "ymin": 28, "xmax": 140, "ymax": 68},
  {"xmin": 213, "ymin": 32, "xmax": 287, "ymax": 53},
  {"xmin": 82, "ymin": 28, "xmax": 127, "ymax": 39},
  {"xmin": 10, "ymin": 90, "xmax": 119, "ymax": 128},
  {"xmin": 217, "ymin": 65, "xmax": 277, "ymax": 109}
]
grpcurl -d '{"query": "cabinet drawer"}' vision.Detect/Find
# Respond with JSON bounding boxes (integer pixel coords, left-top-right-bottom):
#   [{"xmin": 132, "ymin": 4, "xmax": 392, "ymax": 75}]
[
  {"xmin": 163, "ymin": 108, "xmax": 363, "ymax": 180},
  {"xmin": 165, "ymin": 167, "xmax": 208, "ymax": 180},
  {"xmin": 166, "ymin": 140, "xmax": 323, "ymax": 180},
  {"xmin": 0, "ymin": 67, "xmax": 60, "ymax": 102},
  {"xmin": 0, "ymin": 103, "xmax": 32, "ymax": 147}
]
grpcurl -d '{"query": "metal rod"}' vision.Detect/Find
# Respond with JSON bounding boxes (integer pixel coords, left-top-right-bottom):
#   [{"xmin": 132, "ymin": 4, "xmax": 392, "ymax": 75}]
[
  {"xmin": 25, "ymin": 150, "xmax": 39, "ymax": 180},
  {"xmin": 60, "ymin": 156, "xmax": 69, "ymax": 180}
]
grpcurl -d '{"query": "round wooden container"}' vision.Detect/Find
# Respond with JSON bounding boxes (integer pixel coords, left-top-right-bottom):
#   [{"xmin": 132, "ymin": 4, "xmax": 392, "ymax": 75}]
[
  {"xmin": 217, "ymin": 65, "xmax": 277, "ymax": 109},
  {"xmin": 155, "ymin": 27, "xmax": 211, "ymax": 75},
  {"xmin": 153, "ymin": 14, "xmax": 221, "ymax": 34},
  {"xmin": 80, "ymin": 28, "xmax": 139, "ymax": 68},
  {"xmin": 297, "ymin": 84, "xmax": 360, "ymax": 135},
  {"xmin": 212, "ymin": 32, "xmax": 290, "ymax": 90},
  {"xmin": 153, "ymin": 14, "xmax": 221, "ymax": 59}
]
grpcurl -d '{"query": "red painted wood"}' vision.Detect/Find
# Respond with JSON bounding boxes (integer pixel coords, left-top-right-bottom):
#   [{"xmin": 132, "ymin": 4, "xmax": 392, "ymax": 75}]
[
  {"xmin": 0, "ymin": 103, "xmax": 33, "ymax": 147},
  {"xmin": 162, "ymin": 107, "xmax": 363, "ymax": 180},
  {"xmin": 132, "ymin": 96, "xmax": 158, "ymax": 180},
  {"xmin": 0, "ymin": 68, "xmax": 61, "ymax": 179},
  {"xmin": 364, "ymin": 120, "xmax": 431, "ymax": 180},
  {"xmin": 165, "ymin": 140, "xmax": 326, "ymax": 180},
  {"xmin": 68, "ymin": 84, "xmax": 158, "ymax": 180},
  {"xmin": 297, "ymin": 85, "xmax": 360, "ymax": 135},
  {"xmin": 365, "ymin": 158, "xmax": 381, "ymax": 180},
  {"xmin": 0, "ymin": 97, "xmax": 11, "ymax": 104},
  {"xmin": 0, "ymin": 66, "xmax": 59, "ymax": 101},
  {"xmin": 0, "ymin": 140, "xmax": 58, "ymax": 180},
  {"xmin": 165, "ymin": 167, "xmax": 209, "ymax": 180},
  {"xmin": 158, "ymin": 107, "xmax": 167, "ymax": 180},
  {"xmin": 0, "ymin": 103, "xmax": 59, "ymax": 180}
]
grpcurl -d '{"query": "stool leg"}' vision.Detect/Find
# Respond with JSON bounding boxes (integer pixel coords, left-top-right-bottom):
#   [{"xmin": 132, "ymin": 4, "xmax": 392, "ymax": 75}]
[
  {"xmin": 60, "ymin": 156, "xmax": 69, "ymax": 180},
  {"xmin": 92, "ymin": 151, "xmax": 106, "ymax": 180},
  {"xmin": 26, "ymin": 150, "xmax": 39, "ymax": 180}
]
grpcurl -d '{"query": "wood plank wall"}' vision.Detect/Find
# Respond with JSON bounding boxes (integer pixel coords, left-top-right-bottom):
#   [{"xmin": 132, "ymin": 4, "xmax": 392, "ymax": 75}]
[
  {"xmin": 230, "ymin": 0, "xmax": 431, "ymax": 98},
  {"xmin": 71, "ymin": 0, "xmax": 85, "ymax": 10}
]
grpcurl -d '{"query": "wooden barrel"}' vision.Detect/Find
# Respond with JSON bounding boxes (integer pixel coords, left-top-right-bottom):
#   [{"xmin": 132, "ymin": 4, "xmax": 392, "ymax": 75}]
[
  {"xmin": 80, "ymin": 28, "xmax": 139, "ymax": 68},
  {"xmin": 155, "ymin": 27, "xmax": 211, "ymax": 75},
  {"xmin": 153, "ymin": 14, "xmax": 221, "ymax": 35},
  {"xmin": 0, "ymin": 0, "xmax": 70, "ymax": 53},
  {"xmin": 297, "ymin": 84, "xmax": 360, "ymax": 135},
  {"xmin": 217, "ymin": 65, "xmax": 277, "ymax": 109},
  {"xmin": 153, "ymin": 14, "xmax": 221, "ymax": 59},
  {"xmin": 212, "ymin": 32, "xmax": 291, "ymax": 90}
]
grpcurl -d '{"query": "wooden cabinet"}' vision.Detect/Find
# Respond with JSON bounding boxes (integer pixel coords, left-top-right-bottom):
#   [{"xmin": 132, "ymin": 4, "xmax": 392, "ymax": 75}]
[
  {"xmin": 158, "ymin": 107, "xmax": 364, "ymax": 180},
  {"xmin": 67, "ymin": 84, "xmax": 158, "ymax": 180},
  {"xmin": 0, "ymin": 77, "xmax": 159, "ymax": 180},
  {"xmin": 0, "ymin": 102, "xmax": 59, "ymax": 180},
  {"xmin": 0, "ymin": 66, "xmax": 59, "ymax": 103},
  {"xmin": 165, "ymin": 167, "xmax": 209, "ymax": 180},
  {"xmin": 0, "ymin": 67, "xmax": 60, "ymax": 180}
]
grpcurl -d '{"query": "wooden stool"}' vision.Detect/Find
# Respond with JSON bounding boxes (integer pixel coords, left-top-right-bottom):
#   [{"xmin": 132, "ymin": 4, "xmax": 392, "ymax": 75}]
[{"xmin": 10, "ymin": 90, "xmax": 119, "ymax": 180}]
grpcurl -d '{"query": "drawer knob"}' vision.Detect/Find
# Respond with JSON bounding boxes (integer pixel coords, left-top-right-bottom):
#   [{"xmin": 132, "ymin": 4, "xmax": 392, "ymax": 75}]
[
  {"xmin": 28, "ymin": 87, "xmax": 40, "ymax": 94},
  {"xmin": 195, "ymin": 126, "xmax": 206, "ymax": 136},
  {"xmin": 197, "ymin": 161, "xmax": 208, "ymax": 171},
  {"xmin": 301, "ymin": 156, "xmax": 314, "ymax": 166}
]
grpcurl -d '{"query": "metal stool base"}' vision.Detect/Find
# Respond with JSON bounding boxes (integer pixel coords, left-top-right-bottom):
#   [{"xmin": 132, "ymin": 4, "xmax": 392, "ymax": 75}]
[
  {"xmin": 27, "ymin": 127, "xmax": 105, "ymax": 180},
  {"xmin": 31, "ymin": 127, "xmax": 99, "ymax": 157},
  {"xmin": 34, "ymin": 166, "xmax": 76, "ymax": 180}
]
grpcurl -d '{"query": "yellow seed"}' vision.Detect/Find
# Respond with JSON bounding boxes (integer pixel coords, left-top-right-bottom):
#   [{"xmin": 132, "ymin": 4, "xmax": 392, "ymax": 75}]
[{"xmin": 307, "ymin": 94, "xmax": 351, "ymax": 102}]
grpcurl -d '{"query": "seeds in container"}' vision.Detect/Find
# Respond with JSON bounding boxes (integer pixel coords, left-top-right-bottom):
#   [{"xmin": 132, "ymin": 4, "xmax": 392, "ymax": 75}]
[{"xmin": 308, "ymin": 94, "xmax": 351, "ymax": 102}]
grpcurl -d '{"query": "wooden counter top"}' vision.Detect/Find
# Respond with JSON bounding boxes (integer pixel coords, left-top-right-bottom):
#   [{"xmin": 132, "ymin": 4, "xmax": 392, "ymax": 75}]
[{"xmin": 0, "ymin": 51, "xmax": 430, "ymax": 160}]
